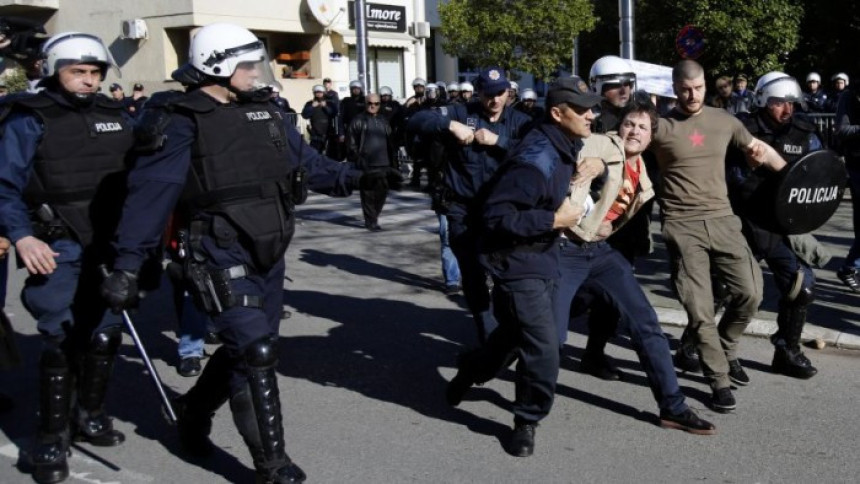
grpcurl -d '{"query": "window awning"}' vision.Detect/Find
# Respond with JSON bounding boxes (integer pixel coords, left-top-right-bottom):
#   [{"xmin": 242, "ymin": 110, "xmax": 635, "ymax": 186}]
[{"xmin": 335, "ymin": 30, "xmax": 416, "ymax": 49}]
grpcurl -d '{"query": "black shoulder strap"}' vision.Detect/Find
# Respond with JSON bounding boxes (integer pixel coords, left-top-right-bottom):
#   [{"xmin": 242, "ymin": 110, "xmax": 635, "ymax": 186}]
[
  {"xmin": 132, "ymin": 90, "xmax": 187, "ymax": 152},
  {"xmin": 0, "ymin": 92, "xmax": 52, "ymax": 138},
  {"xmin": 171, "ymin": 89, "xmax": 217, "ymax": 114}
]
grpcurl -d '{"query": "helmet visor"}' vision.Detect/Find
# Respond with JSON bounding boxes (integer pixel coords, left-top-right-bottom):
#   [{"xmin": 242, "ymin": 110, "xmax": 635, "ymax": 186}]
[
  {"xmin": 601, "ymin": 74, "xmax": 635, "ymax": 88},
  {"xmin": 228, "ymin": 44, "xmax": 277, "ymax": 93}
]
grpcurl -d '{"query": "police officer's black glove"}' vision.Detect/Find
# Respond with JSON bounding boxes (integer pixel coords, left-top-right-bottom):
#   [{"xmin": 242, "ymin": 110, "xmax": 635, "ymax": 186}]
[{"xmin": 100, "ymin": 269, "xmax": 140, "ymax": 313}]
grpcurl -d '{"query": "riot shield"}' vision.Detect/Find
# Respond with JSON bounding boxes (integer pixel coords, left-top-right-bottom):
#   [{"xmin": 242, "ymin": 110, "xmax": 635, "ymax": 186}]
[{"xmin": 774, "ymin": 149, "xmax": 847, "ymax": 234}]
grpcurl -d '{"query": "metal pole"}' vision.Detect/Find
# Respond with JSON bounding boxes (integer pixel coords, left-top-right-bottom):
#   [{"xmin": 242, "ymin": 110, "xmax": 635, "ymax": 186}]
[
  {"xmin": 99, "ymin": 266, "xmax": 177, "ymax": 425},
  {"xmin": 572, "ymin": 37, "xmax": 580, "ymax": 77},
  {"xmin": 619, "ymin": 0, "xmax": 635, "ymax": 59},
  {"xmin": 355, "ymin": 0, "xmax": 370, "ymax": 93},
  {"xmin": 119, "ymin": 307, "xmax": 178, "ymax": 425},
  {"xmin": 413, "ymin": 0, "xmax": 427, "ymax": 84}
]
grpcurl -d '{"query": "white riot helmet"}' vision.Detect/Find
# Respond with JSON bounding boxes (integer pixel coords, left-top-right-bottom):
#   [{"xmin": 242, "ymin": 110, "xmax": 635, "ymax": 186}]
[
  {"xmin": 447, "ymin": 82, "xmax": 460, "ymax": 92},
  {"xmin": 41, "ymin": 32, "xmax": 118, "ymax": 79},
  {"xmin": 459, "ymin": 81, "xmax": 474, "ymax": 93},
  {"xmin": 348, "ymin": 80, "xmax": 363, "ymax": 91},
  {"xmin": 312, "ymin": 84, "xmax": 325, "ymax": 93},
  {"xmin": 425, "ymin": 82, "xmax": 438, "ymax": 99},
  {"xmin": 589, "ymin": 55, "xmax": 636, "ymax": 95},
  {"xmin": 189, "ymin": 23, "xmax": 275, "ymax": 89},
  {"xmin": 832, "ymin": 72, "xmax": 849, "ymax": 86},
  {"xmin": 754, "ymin": 71, "xmax": 803, "ymax": 108},
  {"xmin": 412, "ymin": 77, "xmax": 427, "ymax": 87},
  {"xmin": 509, "ymin": 81, "xmax": 519, "ymax": 93},
  {"xmin": 521, "ymin": 88, "xmax": 537, "ymax": 101},
  {"xmin": 379, "ymin": 86, "xmax": 393, "ymax": 96},
  {"xmin": 806, "ymin": 72, "xmax": 821, "ymax": 83}
]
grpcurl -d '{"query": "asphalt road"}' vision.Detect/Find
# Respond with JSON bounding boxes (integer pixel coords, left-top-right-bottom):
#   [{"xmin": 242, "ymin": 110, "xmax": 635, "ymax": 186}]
[{"xmin": 0, "ymin": 189, "xmax": 858, "ymax": 483}]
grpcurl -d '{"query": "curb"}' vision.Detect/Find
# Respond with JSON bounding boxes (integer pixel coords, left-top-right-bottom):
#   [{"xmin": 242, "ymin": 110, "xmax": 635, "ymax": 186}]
[{"xmin": 653, "ymin": 306, "xmax": 860, "ymax": 351}]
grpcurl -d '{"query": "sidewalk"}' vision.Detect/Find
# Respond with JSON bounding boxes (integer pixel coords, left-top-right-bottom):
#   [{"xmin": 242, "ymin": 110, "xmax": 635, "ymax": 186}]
[
  {"xmin": 653, "ymin": 305, "xmax": 860, "ymax": 350},
  {"xmin": 637, "ymin": 197, "xmax": 860, "ymax": 351}
]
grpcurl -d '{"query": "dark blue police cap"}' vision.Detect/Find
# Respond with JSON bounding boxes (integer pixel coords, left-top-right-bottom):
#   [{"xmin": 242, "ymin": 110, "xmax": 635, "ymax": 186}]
[{"xmin": 474, "ymin": 67, "xmax": 511, "ymax": 95}]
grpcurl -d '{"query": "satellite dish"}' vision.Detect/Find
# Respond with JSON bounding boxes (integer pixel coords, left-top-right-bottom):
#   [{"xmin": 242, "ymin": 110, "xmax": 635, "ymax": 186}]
[{"xmin": 307, "ymin": 0, "xmax": 347, "ymax": 28}]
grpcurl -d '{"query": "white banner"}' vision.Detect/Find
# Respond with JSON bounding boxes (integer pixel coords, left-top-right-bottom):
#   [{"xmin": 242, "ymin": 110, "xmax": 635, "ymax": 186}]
[{"xmin": 630, "ymin": 60, "xmax": 675, "ymax": 99}]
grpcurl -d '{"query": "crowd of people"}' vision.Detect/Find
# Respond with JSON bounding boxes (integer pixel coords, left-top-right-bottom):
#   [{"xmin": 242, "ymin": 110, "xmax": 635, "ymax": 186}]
[
  {"xmin": 0, "ymin": 20, "xmax": 858, "ymax": 484},
  {"xmin": 707, "ymin": 70, "xmax": 849, "ymax": 115}
]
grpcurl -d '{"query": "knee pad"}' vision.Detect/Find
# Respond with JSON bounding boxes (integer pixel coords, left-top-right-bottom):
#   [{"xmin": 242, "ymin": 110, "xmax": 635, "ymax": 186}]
[
  {"xmin": 244, "ymin": 336, "xmax": 278, "ymax": 369},
  {"xmin": 89, "ymin": 326, "xmax": 123, "ymax": 356}
]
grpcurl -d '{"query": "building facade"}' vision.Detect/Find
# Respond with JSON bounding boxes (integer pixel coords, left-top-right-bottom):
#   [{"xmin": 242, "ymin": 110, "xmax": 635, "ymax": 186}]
[{"xmin": 0, "ymin": 0, "xmax": 430, "ymax": 104}]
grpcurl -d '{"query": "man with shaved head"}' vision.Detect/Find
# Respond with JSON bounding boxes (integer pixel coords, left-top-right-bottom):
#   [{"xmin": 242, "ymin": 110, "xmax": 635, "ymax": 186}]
[{"xmin": 650, "ymin": 59, "xmax": 788, "ymax": 413}]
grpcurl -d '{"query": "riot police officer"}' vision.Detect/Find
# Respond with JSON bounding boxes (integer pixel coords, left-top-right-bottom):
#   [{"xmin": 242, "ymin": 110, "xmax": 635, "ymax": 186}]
[
  {"xmin": 100, "ymin": 23, "xmax": 361, "ymax": 483},
  {"xmin": 829, "ymin": 73, "xmax": 849, "ymax": 109},
  {"xmin": 459, "ymin": 81, "xmax": 474, "ymax": 103},
  {"xmin": 336, "ymin": 80, "xmax": 366, "ymax": 159},
  {"xmin": 803, "ymin": 72, "xmax": 828, "ymax": 113},
  {"xmin": 589, "ymin": 56, "xmax": 636, "ymax": 133},
  {"xmin": 377, "ymin": 85, "xmax": 402, "ymax": 124},
  {"xmin": 0, "ymin": 32, "xmax": 132, "ymax": 484},
  {"xmin": 514, "ymin": 88, "xmax": 544, "ymax": 122},
  {"xmin": 726, "ymin": 72, "xmax": 822, "ymax": 379},
  {"xmin": 447, "ymin": 82, "xmax": 461, "ymax": 104},
  {"xmin": 404, "ymin": 77, "xmax": 426, "ymax": 109},
  {"xmin": 507, "ymin": 80, "xmax": 519, "ymax": 106},
  {"xmin": 301, "ymin": 84, "xmax": 337, "ymax": 154}
]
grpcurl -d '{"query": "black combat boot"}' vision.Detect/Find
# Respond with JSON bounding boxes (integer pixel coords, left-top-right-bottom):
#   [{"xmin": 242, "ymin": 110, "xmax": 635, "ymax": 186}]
[
  {"xmin": 175, "ymin": 346, "xmax": 232, "ymax": 457},
  {"xmin": 772, "ymin": 302, "xmax": 818, "ymax": 379},
  {"xmin": 32, "ymin": 343, "xmax": 72, "ymax": 484},
  {"xmin": 231, "ymin": 337, "xmax": 305, "ymax": 483},
  {"xmin": 73, "ymin": 327, "xmax": 125, "ymax": 446}
]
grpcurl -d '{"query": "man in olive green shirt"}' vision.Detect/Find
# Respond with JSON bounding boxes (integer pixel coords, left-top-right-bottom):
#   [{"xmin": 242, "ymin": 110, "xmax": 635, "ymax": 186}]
[{"xmin": 651, "ymin": 60, "xmax": 786, "ymax": 413}]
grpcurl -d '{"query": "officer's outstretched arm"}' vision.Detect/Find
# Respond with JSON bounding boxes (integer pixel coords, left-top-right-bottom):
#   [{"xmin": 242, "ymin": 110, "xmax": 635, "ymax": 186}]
[{"xmin": 288, "ymin": 126, "xmax": 361, "ymax": 197}]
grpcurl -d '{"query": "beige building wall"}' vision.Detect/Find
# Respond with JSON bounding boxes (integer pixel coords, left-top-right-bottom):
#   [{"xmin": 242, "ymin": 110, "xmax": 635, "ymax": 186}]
[{"xmin": 0, "ymin": 0, "xmax": 426, "ymax": 108}]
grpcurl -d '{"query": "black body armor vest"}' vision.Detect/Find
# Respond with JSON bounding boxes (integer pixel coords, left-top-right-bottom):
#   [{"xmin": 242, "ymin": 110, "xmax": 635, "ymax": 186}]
[
  {"xmin": 737, "ymin": 113, "xmax": 817, "ymax": 232},
  {"xmin": 18, "ymin": 92, "xmax": 133, "ymax": 246},
  {"xmin": 174, "ymin": 90, "xmax": 294, "ymax": 270}
]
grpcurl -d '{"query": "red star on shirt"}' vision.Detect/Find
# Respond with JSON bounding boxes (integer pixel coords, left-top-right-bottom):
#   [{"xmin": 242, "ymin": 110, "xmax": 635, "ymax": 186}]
[{"xmin": 689, "ymin": 129, "xmax": 705, "ymax": 147}]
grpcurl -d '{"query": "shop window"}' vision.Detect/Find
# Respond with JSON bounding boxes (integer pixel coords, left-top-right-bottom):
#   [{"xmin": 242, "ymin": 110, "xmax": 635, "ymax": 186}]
[
  {"xmin": 348, "ymin": 47, "xmax": 405, "ymax": 98},
  {"xmin": 269, "ymin": 32, "xmax": 319, "ymax": 79}
]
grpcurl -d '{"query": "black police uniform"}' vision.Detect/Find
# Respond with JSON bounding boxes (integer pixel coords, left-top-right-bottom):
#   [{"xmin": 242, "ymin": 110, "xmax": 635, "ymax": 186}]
[
  {"xmin": 0, "ymin": 88, "xmax": 133, "ymax": 483},
  {"xmin": 447, "ymin": 121, "xmax": 581, "ymax": 455},
  {"xmin": 106, "ymin": 87, "xmax": 360, "ymax": 482},
  {"xmin": 301, "ymin": 97, "xmax": 338, "ymax": 154},
  {"xmin": 336, "ymin": 92, "xmax": 366, "ymax": 159},
  {"xmin": 726, "ymin": 110, "xmax": 823, "ymax": 378},
  {"xmin": 408, "ymin": 100, "xmax": 532, "ymax": 343}
]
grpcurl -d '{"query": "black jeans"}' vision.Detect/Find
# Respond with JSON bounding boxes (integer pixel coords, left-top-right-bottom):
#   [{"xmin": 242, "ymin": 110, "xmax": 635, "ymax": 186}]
[{"xmin": 359, "ymin": 171, "xmax": 388, "ymax": 226}]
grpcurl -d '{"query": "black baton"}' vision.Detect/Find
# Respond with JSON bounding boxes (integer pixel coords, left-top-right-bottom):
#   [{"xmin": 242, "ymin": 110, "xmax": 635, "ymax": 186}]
[{"xmin": 100, "ymin": 266, "xmax": 177, "ymax": 425}]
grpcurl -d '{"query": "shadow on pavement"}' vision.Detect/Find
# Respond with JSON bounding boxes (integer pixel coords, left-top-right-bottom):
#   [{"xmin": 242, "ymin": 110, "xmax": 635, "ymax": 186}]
[{"xmin": 279, "ymin": 289, "xmax": 512, "ymax": 446}]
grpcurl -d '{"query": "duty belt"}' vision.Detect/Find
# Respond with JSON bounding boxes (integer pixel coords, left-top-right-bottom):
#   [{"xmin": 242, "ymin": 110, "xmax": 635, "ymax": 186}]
[{"xmin": 209, "ymin": 264, "xmax": 263, "ymax": 310}]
